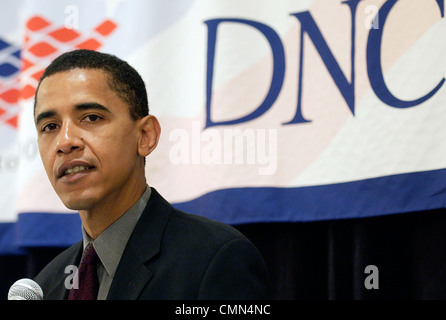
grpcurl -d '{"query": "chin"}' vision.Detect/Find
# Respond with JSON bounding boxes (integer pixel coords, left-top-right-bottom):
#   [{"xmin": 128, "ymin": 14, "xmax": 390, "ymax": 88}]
[
  {"xmin": 60, "ymin": 194, "xmax": 96, "ymax": 211},
  {"xmin": 55, "ymin": 184, "xmax": 102, "ymax": 210}
]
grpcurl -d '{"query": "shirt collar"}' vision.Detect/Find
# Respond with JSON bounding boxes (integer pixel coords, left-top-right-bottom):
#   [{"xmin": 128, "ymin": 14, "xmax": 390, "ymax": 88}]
[{"xmin": 82, "ymin": 185, "xmax": 152, "ymax": 277}]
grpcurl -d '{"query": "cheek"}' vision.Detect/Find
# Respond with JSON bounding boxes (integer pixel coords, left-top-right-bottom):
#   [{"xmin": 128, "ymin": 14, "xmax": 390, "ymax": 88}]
[
  {"xmin": 38, "ymin": 140, "xmax": 54, "ymax": 176},
  {"xmin": 93, "ymin": 131, "xmax": 139, "ymax": 167}
]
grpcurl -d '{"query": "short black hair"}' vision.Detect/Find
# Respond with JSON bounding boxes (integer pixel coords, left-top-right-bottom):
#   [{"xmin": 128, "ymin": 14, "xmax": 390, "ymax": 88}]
[{"xmin": 34, "ymin": 49, "xmax": 149, "ymax": 120}]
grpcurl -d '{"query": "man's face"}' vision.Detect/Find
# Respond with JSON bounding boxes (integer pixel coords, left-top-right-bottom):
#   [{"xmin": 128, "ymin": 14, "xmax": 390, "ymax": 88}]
[{"xmin": 34, "ymin": 68, "xmax": 144, "ymax": 211}]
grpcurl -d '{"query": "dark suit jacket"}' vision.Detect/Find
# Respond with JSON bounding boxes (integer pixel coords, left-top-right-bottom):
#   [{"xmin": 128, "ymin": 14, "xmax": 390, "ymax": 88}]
[{"xmin": 34, "ymin": 188, "xmax": 271, "ymax": 299}]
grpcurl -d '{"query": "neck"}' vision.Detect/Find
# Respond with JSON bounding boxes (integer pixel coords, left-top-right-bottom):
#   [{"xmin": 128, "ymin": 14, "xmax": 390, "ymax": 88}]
[{"xmin": 79, "ymin": 181, "xmax": 147, "ymax": 239}]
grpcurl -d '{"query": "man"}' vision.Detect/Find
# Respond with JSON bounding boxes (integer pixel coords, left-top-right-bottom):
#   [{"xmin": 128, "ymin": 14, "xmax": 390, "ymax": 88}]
[{"xmin": 33, "ymin": 49, "xmax": 271, "ymax": 300}]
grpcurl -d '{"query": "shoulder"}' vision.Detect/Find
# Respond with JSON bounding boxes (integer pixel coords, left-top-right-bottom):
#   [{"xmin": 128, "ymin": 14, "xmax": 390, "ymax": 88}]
[
  {"xmin": 168, "ymin": 209, "xmax": 246, "ymax": 245},
  {"xmin": 128, "ymin": 188, "xmax": 271, "ymax": 299},
  {"xmin": 146, "ymin": 188, "xmax": 252, "ymax": 254},
  {"xmin": 164, "ymin": 209, "xmax": 271, "ymax": 299}
]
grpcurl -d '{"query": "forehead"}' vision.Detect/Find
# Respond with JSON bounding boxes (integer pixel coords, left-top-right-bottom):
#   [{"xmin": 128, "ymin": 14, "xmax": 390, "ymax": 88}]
[{"xmin": 34, "ymin": 68, "xmax": 117, "ymax": 112}]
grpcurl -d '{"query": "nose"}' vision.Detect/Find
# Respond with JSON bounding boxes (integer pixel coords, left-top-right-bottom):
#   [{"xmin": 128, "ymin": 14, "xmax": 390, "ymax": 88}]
[{"xmin": 55, "ymin": 121, "xmax": 84, "ymax": 154}]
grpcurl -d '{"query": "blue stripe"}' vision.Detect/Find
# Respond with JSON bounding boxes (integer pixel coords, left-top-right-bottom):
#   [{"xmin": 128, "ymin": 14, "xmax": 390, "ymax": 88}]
[
  {"xmin": 16, "ymin": 213, "xmax": 82, "ymax": 248},
  {"xmin": 0, "ymin": 223, "xmax": 24, "ymax": 255},
  {"xmin": 174, "ymin": 168, "xmax": 446, "ymax": 223},
  {"xmin": 1, "ymin": 168, "xmax": 445, "ymax": 254}
]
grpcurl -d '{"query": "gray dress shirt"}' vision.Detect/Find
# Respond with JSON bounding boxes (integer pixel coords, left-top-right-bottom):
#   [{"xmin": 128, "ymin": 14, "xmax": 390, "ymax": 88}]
[{"xmin": 81, "ymin": 185, "xmax": 152, "ymax": 300}]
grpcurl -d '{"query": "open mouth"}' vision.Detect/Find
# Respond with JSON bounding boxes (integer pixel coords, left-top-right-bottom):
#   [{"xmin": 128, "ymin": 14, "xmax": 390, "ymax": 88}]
[{"xmin": 61, "ymin": 165, "xmax": 95, "ymax": 178}]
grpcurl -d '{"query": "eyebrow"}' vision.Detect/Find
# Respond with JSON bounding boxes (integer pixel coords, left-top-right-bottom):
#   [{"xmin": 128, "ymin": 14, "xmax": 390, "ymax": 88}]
[
  {"xmin": 35, "ymin": 102, "xmax": 112, "ymax": 126},
  {"xmin": 35, "ymin": 110, "xmax": 56, "ymax": 127}
]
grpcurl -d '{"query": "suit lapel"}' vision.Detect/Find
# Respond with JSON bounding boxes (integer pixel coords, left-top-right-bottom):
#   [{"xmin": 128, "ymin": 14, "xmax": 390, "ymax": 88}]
[
  {"xmin": 106, "ymin": 188, "xmax": 172, "ymax": 300},
  {"xmin": 105, "ymin": 245, "xmax": 153, "ymax": 300}
]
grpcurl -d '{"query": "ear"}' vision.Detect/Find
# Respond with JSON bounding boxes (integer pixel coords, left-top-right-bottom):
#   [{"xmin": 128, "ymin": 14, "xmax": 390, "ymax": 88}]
[{"xmin": 137, "ymin": 115, "xmax": 161, "ymax": 157}]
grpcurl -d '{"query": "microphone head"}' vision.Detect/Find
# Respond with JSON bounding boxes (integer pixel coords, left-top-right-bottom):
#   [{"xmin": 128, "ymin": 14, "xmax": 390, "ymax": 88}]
[{"xmin": 8, "ymin": 279, "xmax": 44, "ymax": 300}]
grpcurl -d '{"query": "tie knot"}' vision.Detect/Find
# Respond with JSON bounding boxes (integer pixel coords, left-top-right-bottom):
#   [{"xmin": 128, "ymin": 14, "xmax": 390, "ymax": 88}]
[{"xmin": 81, "ymin": 243, "xmax": 99, "ymax": 265}]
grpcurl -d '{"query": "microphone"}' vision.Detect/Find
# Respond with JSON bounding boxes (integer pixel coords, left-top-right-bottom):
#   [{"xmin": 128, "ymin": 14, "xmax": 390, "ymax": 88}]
[{"xmin": 8, "ymin": 279, "xmax": 44, "ymax": 300}]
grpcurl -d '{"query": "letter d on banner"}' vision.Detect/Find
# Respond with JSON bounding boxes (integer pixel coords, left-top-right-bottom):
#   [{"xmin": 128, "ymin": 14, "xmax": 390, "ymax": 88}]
[{"xmin": 204, "ymin": 18, "xmax": 285, "ymax": 128}]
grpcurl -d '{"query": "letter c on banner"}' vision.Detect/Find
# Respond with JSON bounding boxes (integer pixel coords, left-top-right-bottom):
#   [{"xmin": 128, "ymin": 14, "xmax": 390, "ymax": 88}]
[{"xmin": 366, "ymin": 0, "xmax": 445, "ymax": 109}]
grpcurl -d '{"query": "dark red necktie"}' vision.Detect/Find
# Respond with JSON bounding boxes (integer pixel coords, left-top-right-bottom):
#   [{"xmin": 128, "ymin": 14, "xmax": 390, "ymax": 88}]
[{"xmin": 68, "ymin": 243, "xmax": 99, "ymax": 300}]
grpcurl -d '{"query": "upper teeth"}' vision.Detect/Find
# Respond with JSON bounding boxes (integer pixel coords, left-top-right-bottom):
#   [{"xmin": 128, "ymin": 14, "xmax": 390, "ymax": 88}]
[{"xmin": 65, "ymin": 166, "xmax": 89, "ymax": 175}]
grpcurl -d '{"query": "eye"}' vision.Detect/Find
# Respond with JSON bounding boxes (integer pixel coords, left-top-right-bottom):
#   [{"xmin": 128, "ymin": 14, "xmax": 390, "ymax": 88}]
[
  {"xmin": 84, "ymin": 114, "xmax": 102, "ymax": 122},
  {"xmin": 41, "ymin": 123, "xmax": 59, "ymax": 132}
]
